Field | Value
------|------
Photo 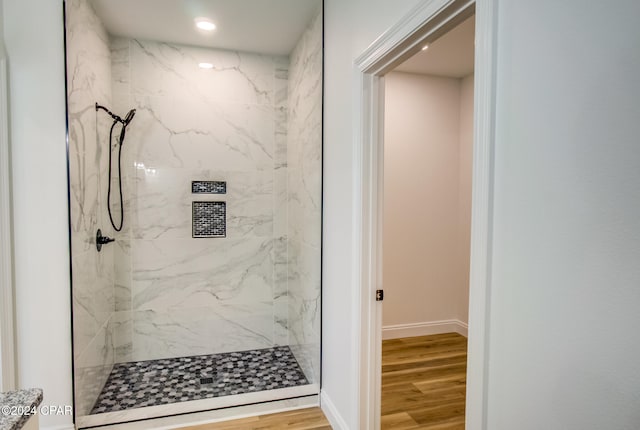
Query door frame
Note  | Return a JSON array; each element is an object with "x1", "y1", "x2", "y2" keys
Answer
[{"x1": 352, "y1": 0, "x2": 498, "y2": 428}]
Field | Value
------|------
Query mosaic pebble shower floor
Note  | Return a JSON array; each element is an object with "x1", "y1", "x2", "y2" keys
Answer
[{"x1": 91, "y1": 346, "x2": 309, "y2": 414}]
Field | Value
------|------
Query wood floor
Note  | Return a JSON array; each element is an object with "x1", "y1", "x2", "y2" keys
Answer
[
  {"x1": 178, "y1": 407, "x2": 331, "y2": 430},
  {"x1": 177, "y1": 333, "x2": 467, "y2": 429},
  {"x1": 382, "y1": 332, "x2": 468, "y2": 429}
]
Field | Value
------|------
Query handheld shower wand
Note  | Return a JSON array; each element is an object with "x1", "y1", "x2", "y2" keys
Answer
[
  {"x1": 95, "y1": 103, "x2": 137, "y2": 236},
  {"x1": 119, "y1": 109, "x2": 136, "y2": 143}
]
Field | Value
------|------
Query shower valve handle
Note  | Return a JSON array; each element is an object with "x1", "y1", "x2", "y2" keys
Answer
[{"x1": 96, "y1": 229, "x2": 115, "y2": 252}]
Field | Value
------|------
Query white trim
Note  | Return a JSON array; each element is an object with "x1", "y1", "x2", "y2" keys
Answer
[
  {"x1": 352, "y1": 69, "x2": 385, "y2": 430},
  {"x1": 0, "y1": 27, "x2": 17, "y2": 392},
  {"x1": 355, "y1": 0, "x2": 475, "y2": 74},
  {"x1": 77, "y1": 384, "x2": 319, "y2": 428},
  {"x1": 320, "y1": 390, "x2": 349, "y2": 430},
  {"x1": 382, "y1": 320, "x2": 469, "y2": 340},
  {"x1": 76, "y1": 396, "x2": 318, "y2": 430},
  {"x1": 42, "y1": 425, "x2": 76, "y2": 430},
  {"x1": 465, "y1": 0, "x2": 498, "y2": 428},
  {"x1": 353, "y1": 0, "x2": 497, "y2": 429}
]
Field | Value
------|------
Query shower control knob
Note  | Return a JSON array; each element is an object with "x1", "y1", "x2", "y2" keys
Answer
[{"x1": 96, "y1": 229, "x2": 115, "y2": 252}]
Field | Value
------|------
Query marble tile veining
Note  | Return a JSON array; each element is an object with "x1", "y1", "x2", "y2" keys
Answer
[
  {"x1": 129, "y1": 308, "x2": 274, "y2": 362},
  {"x1": 285, "y1": 8, "x2": 323, "y2": 385},
  {"x1": 66, "y1": 0, "x2": 117, "y2": 417},
  {"x1": 130, "y1": 40, "x2": 275, "y2": 105},
  {"x1": 107, "y1": 35, "x2": 296, "y2": 362},
  {"x1": 68, "y1": 0, "x2": 323, "y2": 406}
]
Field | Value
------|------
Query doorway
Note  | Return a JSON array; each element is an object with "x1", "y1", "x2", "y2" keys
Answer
[
  {"x1": 353, "y1": 0, "x2": 497, "y2": 428},
  {"x1": 380, "y1": 14, "x2": 474, "y2": 428}
]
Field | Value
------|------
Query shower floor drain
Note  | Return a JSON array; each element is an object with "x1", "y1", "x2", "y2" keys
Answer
[
  {"x1": 199, "y1": 376, "x2": 215, "y2": 385},
  {"x1": 90, "y1": 346, "x2": 309, "y2": 414}
]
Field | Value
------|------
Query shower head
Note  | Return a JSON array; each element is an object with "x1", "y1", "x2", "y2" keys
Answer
[
  {"x1": 118, "y1": 110, "x2": 136, "y2": 145},
  {"x1": 96, "y1": 104, "x2": 136, "y2": 127},
  {"x1": 123, "y1": 109, "x2": 136, "y2": 126}
]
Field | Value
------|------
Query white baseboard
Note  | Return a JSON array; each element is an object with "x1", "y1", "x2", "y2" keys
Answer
[
  {"x1": 320, "y1": 390, "x2": 349, "y2": 430},
  {"x1": 42, "y1": 425, "x2": 75, "y2": 430},
  {"x1": 382, "y1": 319, "x2": 468, "y2": 340}
]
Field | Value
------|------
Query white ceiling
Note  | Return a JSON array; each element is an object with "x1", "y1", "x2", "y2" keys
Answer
[
  {"x1": 90, "y1": 0, "x2": 321, "y2": 56},
  {"x1": 394, "y1": 16, "x2": 475, "y2": 78}
]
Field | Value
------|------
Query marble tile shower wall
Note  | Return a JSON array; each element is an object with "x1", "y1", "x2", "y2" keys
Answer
[
  {"x1": 66, "y1": 0, "x2": 116, "y2": 417},
  {"x1": 286, "y1": 10, "x2": 323, "y2": 384},
  {"x1": 109, "y1": 38, "x2": 292, "y2": 363}
]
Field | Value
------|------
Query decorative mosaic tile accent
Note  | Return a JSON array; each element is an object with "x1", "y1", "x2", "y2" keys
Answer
[
  {"x1": 90, "y1": 346, "x2": 309, "y2": 414},
  {"x1": 192, "y1": 181, "x2": 227, "y2": 194},
  {"x1": 193, "y1": 201, "x2": 226, "y2": 238}
]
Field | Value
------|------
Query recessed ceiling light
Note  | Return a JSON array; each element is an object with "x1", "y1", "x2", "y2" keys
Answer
[
  {"x1": 195, "y1": 18, "x2": 216, "y2": 31},
  {"x1": 198, "y1": 62, "x2": 214, "y2": 69},
  {"x1": 421, "y1": 45, "x2": 429, "y2": 51}
]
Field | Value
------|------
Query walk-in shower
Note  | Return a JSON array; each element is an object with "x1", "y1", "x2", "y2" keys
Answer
[{"x1": 64, "y1": 0, "x2": 323, "y2": 427}]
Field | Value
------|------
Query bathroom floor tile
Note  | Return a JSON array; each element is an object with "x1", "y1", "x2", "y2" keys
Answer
[{"x1": 91, "y1": 346, "x2": 308, "y2": 414}]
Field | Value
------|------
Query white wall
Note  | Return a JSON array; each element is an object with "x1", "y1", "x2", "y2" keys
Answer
[
  {"x1": 3, "y1": 0, "x2": 73, "y2": 429},
  {"x1": 382, "y1": 72, "x2": 469, "y2": 331},
  {"x1": 325, "y1": 0, "x2": 640, "y2": 428},
  {"x1": 322, "y1": 1, "x2": 423, "y2": 427},
  {"x1": 487, "y1": 0, "x2": 640, "y2": 428}
]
